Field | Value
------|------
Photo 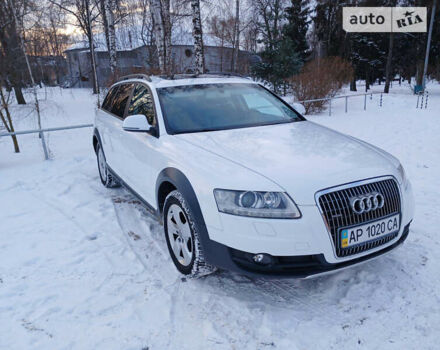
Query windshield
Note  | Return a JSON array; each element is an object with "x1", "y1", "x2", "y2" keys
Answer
[{"x1": 157, "y1": 83, "x2": 303, "y2": 134}]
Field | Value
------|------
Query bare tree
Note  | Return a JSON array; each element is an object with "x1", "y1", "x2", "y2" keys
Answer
[
  {"x1": 100, "y1": 0, "x2": 117, "y2": 74},
  {"x1": 232, "y1": 0, "x2": 239, "y2": 72},
  {"x1": 208, "y1": 16, "x2": 231, "y2": 71},
  {"x1": 384, "y1": 33, "x2": 394, "y2": 94},
  {"x1": 49, "y1": 0, "x2": 100, "y2": 94},
  {"x1": 0, "y1": 0, "x2": 27, "y2": 104},
  {"x1": 9, "y1": 0, "x2": 48, "y2": 159},
  {"x1": 253, "y1": 0, "x2": 284, "y2": 50},
  {"x1": 0, "y1": 82, "x2": 20, "y2": 153},
  {"x1": 150, "y1": 0, "x2": 166, "y2": 73},
  {"x1": 191, "y1": 0, "x2": 204, "y2": 74},
  {"x1": 162, "y1": 0, "x2": 172, "y2": 73}
]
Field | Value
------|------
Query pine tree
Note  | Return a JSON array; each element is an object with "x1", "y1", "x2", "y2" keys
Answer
[
  {"x1": 251, "y1": 0, "x2": 303, "y2": 93},
  {"x1": 283, "y1": 0, "x2": 310, "y2": 63},
  {"x1": 252, "y1": 38, "x2": 302, "y2": 94}
]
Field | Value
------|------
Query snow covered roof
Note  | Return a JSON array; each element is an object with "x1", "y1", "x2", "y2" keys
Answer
[{"x1": 65, "y1": 26, "x2": 232, "y2": 53}]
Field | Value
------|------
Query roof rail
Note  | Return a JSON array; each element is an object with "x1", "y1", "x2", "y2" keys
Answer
[
  {"x1": 119, "y1": 74, "x2": 152, "y2": 82},
  {"x1": 164, "y1": 72, "x2": 249, "y2": 80},
  {"x1": 202, "y1": 72, "x2": 247, "y2": 78}
]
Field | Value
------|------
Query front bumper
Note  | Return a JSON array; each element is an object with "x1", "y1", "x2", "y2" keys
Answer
[
  {"x1": 204, "y1": 222, "x2": 411, "y2": 278},
  {"x1": 199, "y1": 177, "x2": 414, "y2": 277}
]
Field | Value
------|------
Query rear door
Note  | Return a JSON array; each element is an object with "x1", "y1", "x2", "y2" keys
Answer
[
  {"x1": 96, "y1": 85, "x2": 119, "y2": 166},
  {"x1": 103, "y1": 83, "x2": 134, "y2": 178}
]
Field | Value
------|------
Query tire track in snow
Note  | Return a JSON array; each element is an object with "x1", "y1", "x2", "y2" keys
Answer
[
  {"x1": 111, "y1": 193, "x2": 267, "y2": 346},
  {"x1": 111, "y1": 192, "x2": 356, "y2": 336},
  {"x1": 112, "y1": 193, "x2": 190, "y2": 346}
]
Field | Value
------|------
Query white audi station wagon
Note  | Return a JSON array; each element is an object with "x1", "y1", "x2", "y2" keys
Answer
[{"x1": 93, "y1": 74, "x2": 414, "y2": 278}]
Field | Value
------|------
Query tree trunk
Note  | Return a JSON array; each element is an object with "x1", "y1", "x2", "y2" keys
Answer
[
  {"x1": 150, "y1": 0, "x2": 166, "y2": 74},
  {"x1": 87, "y1": 34, "x2": 98, "y2": 94},
  {"x1": 232, "y1": 0, "x2": 239, "y2": 72},
  {"x1": 0, "y1": 86, "x2": 20, "y2": 153},
  {"x1": 350, "y1": 77, "x2": 357, "y2": 91},
  {"x1": 13, "y1": 85, "x2": 26, "y2": 104},
  {"x1": 384, "y1": 33, "x2": 394, "y2": 94},
  {"x1": 191, "y1": 0, "x2": 205, "y2": 75},
  {"x1": 162, "y1": 0, "x2": 172, "y2": 74},
  {"x1": 365, "y1": 67, "x2": 370, "y2": 91},
  {"x1": 101, "y1": 0, "x2": 117, "y2": 74},
  {"x1": 220, "y1": 30, "x2": 224, "y2": 72},
  {"x1": 85, "y1": 0, "x2": 99, "y2": 95},
  {"x1": 416, "y1": 60, "x2": 424, "y2": 86},
  {"x1": 100, "y1": 0, "x2": 110, "y2": 50}
]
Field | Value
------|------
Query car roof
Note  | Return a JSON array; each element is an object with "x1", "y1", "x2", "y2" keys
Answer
[{"x1": 110, "y1": 74, "x2": 257, "y2": 90}]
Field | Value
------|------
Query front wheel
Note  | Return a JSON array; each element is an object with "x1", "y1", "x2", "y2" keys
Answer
[{"x1": 163, "y1": 190, "x2": 215, "y2": 277}]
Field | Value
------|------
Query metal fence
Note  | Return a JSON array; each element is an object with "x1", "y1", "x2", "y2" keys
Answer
[
  {"x1": 296, "y1": 91, "x2": 385, "y2": 116},
  {"x1": 0, "y1": 124, "x2": 93, "y2": 160}
]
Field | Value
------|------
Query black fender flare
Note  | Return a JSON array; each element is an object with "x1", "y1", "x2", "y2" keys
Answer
[
  {"x1": 155, "y1": 168, "x2": 232, "y2": 268},
  {"x1": 155, "y1": 168, "x2": 200, "y2": 217},
  {"x1": 92, "y1": 128, "x2": 102, "y2": 154}
]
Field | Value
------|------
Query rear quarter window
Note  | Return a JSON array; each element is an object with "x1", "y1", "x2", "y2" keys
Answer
[
  {"x1": 102, "y1": 86, "x2": 119, "y2": 112},
  {"x1": 106, "y1": 83, "x2": 134, "y2": 118}
]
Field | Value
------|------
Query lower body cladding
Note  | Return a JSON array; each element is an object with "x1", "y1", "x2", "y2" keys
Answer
[
  {"x1": 200, "y1": 179, "x2": 414, "y2": 278},
  {"x1": 202, "y1": 222, "x2": 410, "y2": 278}
]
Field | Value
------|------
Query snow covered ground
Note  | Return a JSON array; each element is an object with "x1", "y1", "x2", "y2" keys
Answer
[{"x1": 1, "y1": 83, "x2": 439, "y2": 349}]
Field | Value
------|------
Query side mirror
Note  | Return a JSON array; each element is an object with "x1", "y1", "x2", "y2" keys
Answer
[
  {"x1": 123, "y1": 114, "x2": 152, "y2": 132},
  {"x1": 292, "y1": 103, "x2": 306, "y2": 115}
]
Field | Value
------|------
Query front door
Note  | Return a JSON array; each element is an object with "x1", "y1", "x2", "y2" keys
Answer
[{"x1": 120, "y1": 83, "x2": 161, "y2": 206}]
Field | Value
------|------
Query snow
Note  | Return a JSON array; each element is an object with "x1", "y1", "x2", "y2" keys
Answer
[{"x1": 1, "y1": 83, "x2": 440, "y2": 349}]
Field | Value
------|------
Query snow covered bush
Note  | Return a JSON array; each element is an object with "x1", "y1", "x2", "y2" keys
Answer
[{"x1": 289, "y1": 57, "x2": 353, "y2": 114}]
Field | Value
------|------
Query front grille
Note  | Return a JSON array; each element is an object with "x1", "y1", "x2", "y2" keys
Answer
[{"x1": 318, "y1": 178, "x2": 401, "y2": 257}]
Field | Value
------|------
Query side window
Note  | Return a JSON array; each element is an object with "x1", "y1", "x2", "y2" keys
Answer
[
  {"x1": 110, "y1": 83, "x2": 134, "y2": 119},
  {"x1": 102, "y1": 86, "x2": 119, "y2": 112},
  {"x1": 128, "y1": 84, "x2": 157, "y2": 127}
]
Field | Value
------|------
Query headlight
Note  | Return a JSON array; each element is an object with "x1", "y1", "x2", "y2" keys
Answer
[
  {"x1": 397, "y1": 163, "x2": 409, "y2": 188},
  {"x1": 213, "y1": 189, "x2": 301, "y2": 219}
]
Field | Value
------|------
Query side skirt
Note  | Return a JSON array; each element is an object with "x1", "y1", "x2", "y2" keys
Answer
[{"x1": 107, "y1": 166, "x2": 160, "y2": 220}]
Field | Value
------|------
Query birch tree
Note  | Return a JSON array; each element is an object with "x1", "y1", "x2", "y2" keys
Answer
[
  {"x1": 162, "y1": 0, "x2": 172, "y2": 73},
  {"x1": 150, "y1": 0, "x2": 166, "y2": 73},
  {"x1": 232, "y1": 0, "x2": 239, "y2": 72},
  {"x1": 191, "y1": 0, "x2": 204, "y2": 74},
  {"x1": 100, "y1": 0, "x2": 117, "y2": 74}
]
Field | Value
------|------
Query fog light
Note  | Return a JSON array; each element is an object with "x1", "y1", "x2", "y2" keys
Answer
[{"x1": 252, "y1": 253, "x2": 272, "y2": 265}]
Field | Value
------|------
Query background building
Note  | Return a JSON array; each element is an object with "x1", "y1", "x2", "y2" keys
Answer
[{"x1": 64, "y1": 29, "x2": 259, "y2": 88}]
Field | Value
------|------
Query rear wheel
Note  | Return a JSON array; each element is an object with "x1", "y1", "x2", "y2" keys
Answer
[
  {"x1": 163, "y1": 190, "x2": 215, "y2": 277},
  {"x1": 96, "y1": 143, "x2": 120, "y2": 188}
]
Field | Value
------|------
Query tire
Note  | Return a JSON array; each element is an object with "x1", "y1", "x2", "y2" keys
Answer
[
  {"x1": 163, "y1": 190, "x2": 216, "y2": 277},
  {"x1": 96, "y1": 143, "x2": 120, "y2": 188}
]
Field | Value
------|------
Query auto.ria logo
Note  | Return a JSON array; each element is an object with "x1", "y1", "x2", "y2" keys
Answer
[{"x1": 343, "y1": 7, "x2": 427, "y2": 33}]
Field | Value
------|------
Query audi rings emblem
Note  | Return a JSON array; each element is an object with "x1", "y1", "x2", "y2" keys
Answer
[{"x1": 349, "y1": 192, "x2": 385, "y2": 214}]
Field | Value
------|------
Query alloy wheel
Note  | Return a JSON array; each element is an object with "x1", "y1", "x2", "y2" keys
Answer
[{"x1": 166, "y1": 204, "x2": 194, "y2": 266}]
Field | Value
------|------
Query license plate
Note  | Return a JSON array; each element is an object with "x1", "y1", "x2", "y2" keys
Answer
[{"x1": 340, "y1": 214, "x2": 400, "y2": 249}]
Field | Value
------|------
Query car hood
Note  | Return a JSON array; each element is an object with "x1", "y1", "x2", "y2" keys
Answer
[{"x1": 176, "y1": 121, "x2": 398, "y2": 205}]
